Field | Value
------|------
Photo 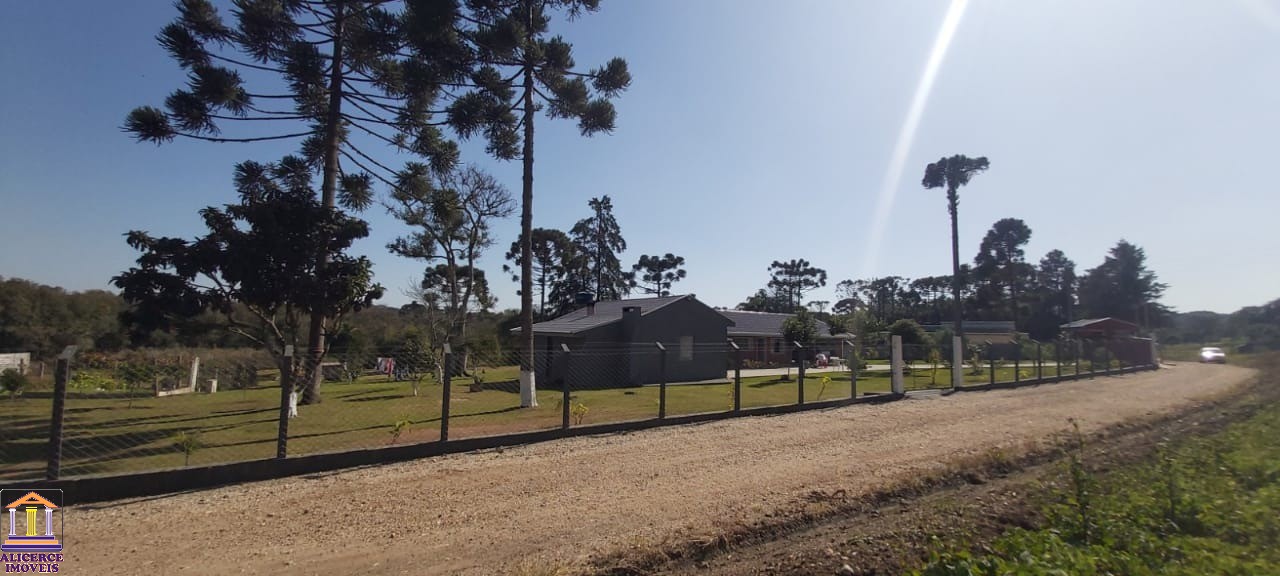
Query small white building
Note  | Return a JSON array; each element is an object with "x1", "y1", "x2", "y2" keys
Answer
[{"x1": 0, "y1": 353, "x2": 31, "y2": 375}]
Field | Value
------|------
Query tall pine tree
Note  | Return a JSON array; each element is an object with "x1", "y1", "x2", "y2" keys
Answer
[
  {"x1": 1078, "y1": 240, "x2": 1169, "y2": 328},
  {"x1": 445, "y1": 0, "x2": 631, "y2": 407},
  {"x1": 570, "y1": 196, "x2": 629, "y2": 300},
  {"x1": 629, "y1": 254, "x2": 687, "y2": 296},
  {"x1": 125, "y1": 0, "x2": 469, "y2": 403}
]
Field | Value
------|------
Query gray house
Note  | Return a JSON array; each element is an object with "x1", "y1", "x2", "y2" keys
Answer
[{"x1": 524, "y1": 295, "x2": 732, "y2": 388}]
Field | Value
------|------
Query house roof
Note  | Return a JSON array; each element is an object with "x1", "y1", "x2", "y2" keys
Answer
[
  {"x1": 921, "y1": 321, "x2": 1016, "y2": 334},
  {"x1": 524, "y1": 295, "x2": 697, "y2": 335},
  {"x1": 1060, "y1": 317, "x2": 1140, "y2": 335},
  {"x1": 719, "y1": 310, "x2": 835, "y2": 338}
]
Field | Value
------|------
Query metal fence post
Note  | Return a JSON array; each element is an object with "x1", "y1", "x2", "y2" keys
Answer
[
  {"x1": 951, "y1": 335, "x2": 963, "y2": 389},
  {"x1": 1104, "y1": 341, "x2": 1112, "y2": 377},
  {"x1": 890, "y1": 335, "x2": 905, "y2": 394},
  {"x1": 46, "y1": 346, "x2": 77, "y2": 481},
  {"x1": 656, "y1": 342, "x2": 668, "y2": 419},
  {"x1": 987, "y1": 340, "x2": 995, "y2": 386},
  {"x1": 846, "y1": 340, "x2": 857, "y2": 398},
  {"x1": 795, "y1": 341, "x2": 805, "y2": 405},
  {"x1": 1055, "y1": 340, "x2": 1062, "y2": 379},
  {"x1": 1074, "y1": 340, "x2": 1082, "y2": 380},
  {"x1": 275, "y1": 346, "x2": 293, "y2": 459},
  {"x1": 729, "y1": 339, "x2": 741, "y2": 413},
  {"x1": 441, "y1": 343, "x2": 452, "y2": 441},
  {"x1": 1014, "y1": 340, "x2": 1021, "y2": 384},
  {"x1": 561, "y1": 343, "x2": 572, "y2": 429},
  {"x1": 1036, "y1": 341, "x2": 1043, "y2": 381}
]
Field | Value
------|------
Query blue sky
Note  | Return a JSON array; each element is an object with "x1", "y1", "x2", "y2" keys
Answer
[{"x1": 2, "y1": 0, "x2": 1278, "y2": 314}]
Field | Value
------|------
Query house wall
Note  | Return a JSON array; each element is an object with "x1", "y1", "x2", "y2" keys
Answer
[
  {"x1": 625, "y1": 298, "x2": 731, "y2": 385},
  {"x1": 532, "y1": 334, "x2": 585, "y2": 389},
  {"x1": 1102, "y1": 337, "x2": 1156, "y2": 366},
  {"x1": 535, "y1": 298, "x2": 731, "y2": 389}
]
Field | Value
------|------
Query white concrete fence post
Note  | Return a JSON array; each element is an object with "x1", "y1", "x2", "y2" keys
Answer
[
  {"x1": 891, "y1": 335, "x2": 905, "y2": 395},
  {"x1": 952, "y1": 336, "x2": 964, "y2": 388},
  {"x1": 188, "y1": 356, "x2": 200, "y2": 391}
]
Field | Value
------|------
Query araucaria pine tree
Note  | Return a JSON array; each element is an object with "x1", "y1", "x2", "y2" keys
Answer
[
  {"x1": 125, "y1": 0, "x2": 471, "y2": 404},
  {"x1": 445, "y1": 1, "x2": 632, "y2": 407}
]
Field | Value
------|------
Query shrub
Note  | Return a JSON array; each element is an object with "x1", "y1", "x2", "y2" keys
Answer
[
  {"x1": 173, "y1": 431, "x2": 202, "y2": 467},
  {"x1": 1, "y1": 369, "x2": 28, "y2": 400},
  {"x1": 388, "y1": 419, "x2": 412, "y2": 444},
  {"x1": 570, "y1": 402, "x2": 589, "y2": 426},
  {"x1": 889, "y1": 319, "x2": 929, "y2": 346}
]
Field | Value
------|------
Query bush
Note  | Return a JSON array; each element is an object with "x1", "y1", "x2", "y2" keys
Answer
[
  {"x1": 1, "y1": 369, "x2": 28, "y2": 399},
  {"x1": 888, "y1": 319, "x2": 929, "y2": 347}
]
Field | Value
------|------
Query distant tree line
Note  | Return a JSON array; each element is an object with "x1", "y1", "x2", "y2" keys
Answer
[
  {"x1": 1159, "y1": 299, "x2": 1280, "y2": 350},
  {"x1": 735, "y1": 222, "x2": 1178, "y2": 343},
  {"x1": 0, "y1": 273, "x2": 521, "y2": 361}
]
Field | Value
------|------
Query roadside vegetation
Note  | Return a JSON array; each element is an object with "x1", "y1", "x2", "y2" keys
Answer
[{"x1": 915, "y1": 360, "x2": 1280, "y2": 575}]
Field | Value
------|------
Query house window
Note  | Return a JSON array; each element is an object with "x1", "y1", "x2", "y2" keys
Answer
[
  {"x1": 680, "y1": 336, "x2": 693, "y2": 361},
  {"x1": 773, "y1": 339, "x2": 781, "y2": 354}
]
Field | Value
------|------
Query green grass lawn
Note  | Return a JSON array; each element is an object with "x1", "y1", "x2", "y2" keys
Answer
[{"x1": 0, "y1": 362, "x2": 1114, "y2": 481}]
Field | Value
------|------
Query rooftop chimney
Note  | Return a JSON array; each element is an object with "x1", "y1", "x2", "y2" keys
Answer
[{"x1": 576, "y1": 291, "x2": 597, "y2": 316}]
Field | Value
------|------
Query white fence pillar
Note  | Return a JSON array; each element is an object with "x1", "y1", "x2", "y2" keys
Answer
[
  {"x1": 188, "y1": 356, "x2": 200, "y2": 390},
  {"x1": 891, "y1": 335, "x2": 905, "y2": 394},
  {"x1": 952, "y1": 336, "x2": 964, "y2": 388}
]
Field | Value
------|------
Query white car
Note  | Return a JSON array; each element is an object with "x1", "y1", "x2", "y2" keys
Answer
[{"x1": 1199, "y1": 347, "x2": 1227, "y2": 364}]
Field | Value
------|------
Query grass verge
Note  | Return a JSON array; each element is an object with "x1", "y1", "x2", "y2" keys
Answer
[{"x1": 914, "y1": 356, "x2": 1280, "y2": 575}]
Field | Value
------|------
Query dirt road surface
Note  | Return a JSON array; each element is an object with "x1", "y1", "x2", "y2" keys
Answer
[{"x1": 61, "y1": 363, "x2": 1251, "y2": 575}]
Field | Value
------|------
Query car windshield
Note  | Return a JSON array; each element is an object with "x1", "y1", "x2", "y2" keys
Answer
[{"x1": 1202, "y1": 348, "x2": 1223, "y2": 354}]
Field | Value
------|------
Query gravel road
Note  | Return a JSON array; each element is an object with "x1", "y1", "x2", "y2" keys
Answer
[{"x1": 60, "y1": 363, "x2": 1251, "y2": 575}]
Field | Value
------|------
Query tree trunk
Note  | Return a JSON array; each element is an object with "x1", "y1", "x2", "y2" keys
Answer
[
  {"x1": 539, "y1": 273, "x2": 546, "y2": 319},
  {"x1": 1010, "y1": 280, "x2": 1019, "y2": 331},
  {"x1": 302, "y1": 0, "x2": 346, "y2": 406},
  {"x1": 948, "y1": 188, "x2": 964, "y2": 346},
  {"x1": 518, "y1": 47, "x2": 538, "y2": 408}
]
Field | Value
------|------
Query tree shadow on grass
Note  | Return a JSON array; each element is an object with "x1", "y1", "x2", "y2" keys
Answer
[
  {"x1": 331, "y1": 387, "x2": 402, "y2": 400},
  {"x1": 747, "y1": 378, "x2": 795, "y2": 389},
  {"x1": 342, "y1": 394, "x2": 407, "y2": 403}
]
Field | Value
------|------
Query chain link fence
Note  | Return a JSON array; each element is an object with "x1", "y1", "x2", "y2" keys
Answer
[{"x1": 0, "y1": 335, "x2": 1158, "y2": 482}]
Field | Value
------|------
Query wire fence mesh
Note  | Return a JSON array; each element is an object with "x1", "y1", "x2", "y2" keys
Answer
[{"x1": 0, "y1": 335, "x2": 1158, "y2": 482}]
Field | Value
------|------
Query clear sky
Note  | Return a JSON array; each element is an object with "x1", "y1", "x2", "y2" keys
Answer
[{"x1": 2, "y1": 0, "x2": 1278, "y2": 314}]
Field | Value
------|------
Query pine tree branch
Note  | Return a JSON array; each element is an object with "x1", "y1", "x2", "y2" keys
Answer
[
  {"x1": 339, "y1": 148, "x2": 402, "y2": 192},
  {"x1": 344, "y1": 66, "x2": 482, "y2": 92},
  {"x1": 342, "y1": 84, "x2": 451, "y2": 116},
  {"x1": 560, "y1": 69, "x2": 608, "y2": 80},
  {"x1": 246, "y1": 93, "x2": 301, "y2": 100},
  {"x1": 245, "y1": 103, "x2": 314, "y2": 117},
  {"x1": 301, "y1": 3, "x2": 336, "y2": 25},
  {"x1": 211, "y1": 113, "x2": 313, "y2": 121},
  {"x1": 342, "y1": 144, "x2": 401, "y2": 181},
  {"x1": 344, "y1": 116, "x2": 408, "y2": 150},
  {"x1": 342, "y1": 85, "x2": 411, "y2": 115},
  {"x1": 340, "y1": 95, "x2": 447, "y2": 127},
  {"x1": 174, "y1": 130, "x2": 313, "y2": 143},
  {"x1": 531, "y1": 85, "x2": 561, "y2": 107},
  {"x1": 338, "y1": 105, "x2": 405, "y2": 126},
  {"x1": 207, "y1": 53, "x2": 290, "y2": 74}
]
